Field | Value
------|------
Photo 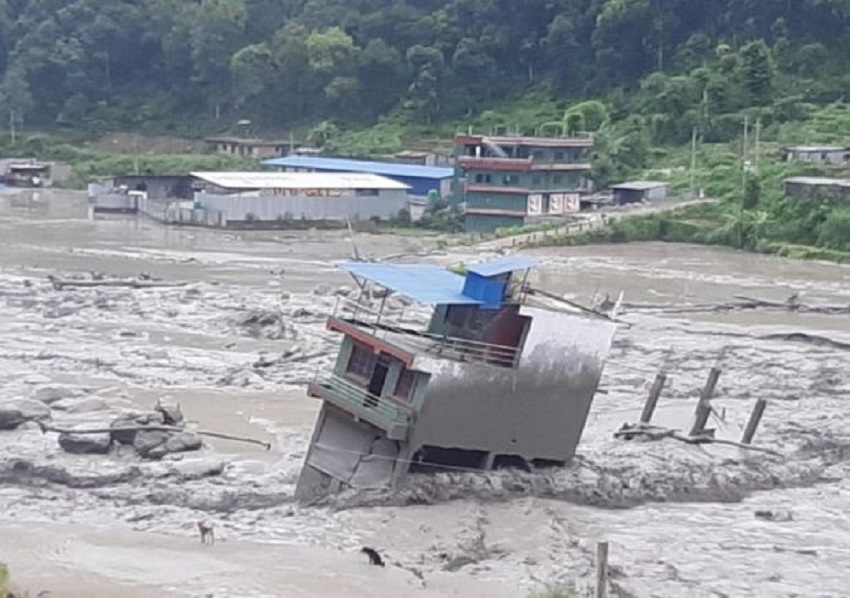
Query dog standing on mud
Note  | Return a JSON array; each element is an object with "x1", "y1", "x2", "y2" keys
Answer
[
  {"x1": 361, "y1": 547, "x2": 385, "y2": 567},
  {"x1": 198, "y1": 521, "x2": 215, "y2": 545}
]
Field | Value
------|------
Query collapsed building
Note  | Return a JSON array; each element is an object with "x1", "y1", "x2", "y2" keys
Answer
[{"x1": 295, "y1": 256, "x2": 618, "y2": 499}]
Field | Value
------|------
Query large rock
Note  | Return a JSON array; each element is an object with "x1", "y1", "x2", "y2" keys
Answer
[
  {"x1": 110, "y1": 412, "x2": 165, "y2": 445},
  {"x1": 32, "y1": 386, "x2": 84, "y2": 405},
  {"x1": 133, "y1": 430, "x2": 171, "y2": 457},
  {"x1": 52, "y1": 397, "x2": 110, "y2": 414},
  {"x1": 147, "y1": 431, "x2": 203, "y2": 460},
  {"x1": 0, "y1": 399, "x2": 50, "y2": 430},
  {"x1": 58, "y1": 431, "x2": 112, "y2": 455},
  {"x1": 155, "y1": 402, "x2": 184, "y2": 426},
  {"x1": 234, "y1": 309, "x2": 287, "y2": 340}
]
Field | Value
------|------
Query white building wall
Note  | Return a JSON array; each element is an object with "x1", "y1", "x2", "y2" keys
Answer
[
  {"x1": 646, "y1": 185, "x2": 669, "y2": 201},
  {"x1": 195, "y1": 189, "x2": 408, "y2": 222}
]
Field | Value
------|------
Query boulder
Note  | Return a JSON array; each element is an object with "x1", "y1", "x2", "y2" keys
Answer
[
  {"x1": 0, "y1": 399, "x2": 50, "y2": 430},
  {"x1": 166, "y1": 457, "x2": 225, "y2": 481},
  {"x1": 147, "y1": 431, "x2": 203, "y2": 460},
  {"x1": 110, "y1": 411, "x2": 167, "y2": 445},
  {"x1": 32, "y1": 386, "x2": 84, "y2": 405},
  {"x1": 52, "y1": 397, "x2": 110, "y2": 414},
  {"x1": 58, "y1": 432, "x2": 112, "y2": 455},
  {"x1": 155, "y1": 402, "x2": 184, "y2": 426},
  {"x1": 235, "y1": 309, "x2": 286, "y2": 340},
  {"x1": 133, "y1": 430, "x2": 171, "y2": 457}
]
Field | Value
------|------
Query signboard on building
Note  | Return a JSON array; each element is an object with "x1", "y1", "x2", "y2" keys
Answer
[
  {"x1": 564, "y1": 193, "x2": 580, "y2": 213},
  {"x1": 549, "y1": 193, "x2": 564, "y2": 214},
  {"x1": 262, "y1": 188, "x2": 344, "y2": 197},
  {"x1": 527, "y1": 194, "x2": 542, "y2": 215}
]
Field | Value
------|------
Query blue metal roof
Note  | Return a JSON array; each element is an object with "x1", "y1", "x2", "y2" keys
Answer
[
  {"x1": 262, "y1": 156, "x2": 454, "y2": 180},
  {"x1": 338, "y1": 263, "x2": 482, "y2": 305},
  {"x1": 466, "y1": 255, "x2": 539, "y2": 278}
]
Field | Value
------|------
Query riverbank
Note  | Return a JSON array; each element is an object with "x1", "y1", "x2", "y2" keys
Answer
[{"x1": 523, "y1": 200, "x2": 850, "y2": 265}]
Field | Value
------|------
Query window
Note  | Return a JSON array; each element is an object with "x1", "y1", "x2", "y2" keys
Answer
[
  {"x1": 531, "y1": 175, "x2": 541, "y2": 187},
  {"x1": 554, "y1": 151, "x2": 564, "y2": 161},
  {"x1": 394, "y1": 369, "x2": 416, "y2": 401},
  {"x1": 355, "y1": 189, "x2": 379, "y2": 197},
  {"x1": 346, "y1": 343, "x2": 375, "y2": 379},
  {"x1": 553, "y1": 174, "x2": 563, "y2": 185},
  {"x1": 532, "y1": 150, "x2": 544, "y2": 160},
  {"x1": 503, "y1": 175, "x2": 518, "y2": 186}
]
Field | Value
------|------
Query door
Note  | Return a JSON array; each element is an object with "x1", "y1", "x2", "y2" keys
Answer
[{"x1": 366, "y1": 358, "x2": 390, "y2": 406}]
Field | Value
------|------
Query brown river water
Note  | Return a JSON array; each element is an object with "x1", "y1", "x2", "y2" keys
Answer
[{"x1": 0, "y1": 190, "x2": 848, "y2": 597}]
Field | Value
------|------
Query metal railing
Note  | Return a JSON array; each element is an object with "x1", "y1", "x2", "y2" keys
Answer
[
  {"x1": 331, "y1": 296, "x2": 520, "y2": 368},
  {"x1": 312, "y1": 373, "x2": 413, "y2": 435}
]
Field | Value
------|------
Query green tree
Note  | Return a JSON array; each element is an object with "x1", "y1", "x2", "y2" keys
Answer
[
  {"x1": 189, "y1": 0, "x2": 249, "y2": 118},
  {"x1": 738, "y1": 40, "x2": 775, "y2": 105}
]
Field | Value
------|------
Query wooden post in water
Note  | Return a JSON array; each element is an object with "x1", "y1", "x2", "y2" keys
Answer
[
  {"x1": 741, "y1": 399, "x2": 768, "y2": 444},
  {"x1": 595, "y1": 541, "x2": 609, "y2": 598},
  {"x1": 640, "y1": 371, "x2": 668, "y2": 424},
  {"x1": 690, "y1": 351, "x2": 725, "y2": 436}
]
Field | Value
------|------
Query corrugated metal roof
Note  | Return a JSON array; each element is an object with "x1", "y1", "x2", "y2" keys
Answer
[
  {"x1": 467, "y1": 255, "x2": 538, "y2": 277},
  {"x1": 338, "y1": 263, "x2": 481, "y2": 305},
  {"x1": 784, "y1": 146, "x2": 848, "y2": 152},
  {"x1": 262, "y1": 156, "x2": 454, "y2": 180},
  {"x1": 785, "y1": 176, "x2": 850, "y2": 186},
  {"x1": 611, "y1": 181, "x2": 668, "y2": 191},
  {"x1": 190, "y1": 171, "x2": 409, "y2": 190}
]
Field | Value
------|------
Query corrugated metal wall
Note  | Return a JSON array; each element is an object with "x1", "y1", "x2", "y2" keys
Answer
[{"x1": 196, "y1": 190, "x2": 408, "y2": 221}]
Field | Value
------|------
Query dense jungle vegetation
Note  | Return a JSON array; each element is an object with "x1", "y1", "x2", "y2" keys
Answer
[
  {"x1": 0, "y1": 0, "x2": 847, "y2": 137},
  {"x1": 0, "y1": 0, "x2": 849, "y2": 257}
]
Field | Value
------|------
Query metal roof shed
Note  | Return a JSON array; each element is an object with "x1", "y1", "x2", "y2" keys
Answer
[
  {"x1": 338, "y1": 263, "x2": 482, "y2": 306},
  {"x1": 262, "y1": 156, "x2": 454, "y2": 197},
  {"x1": 611, "y1": 181, "x2": 668, "y2": 204},
  {"x1": 463, "y1": 255, "x2": 538, "y2": 309}
]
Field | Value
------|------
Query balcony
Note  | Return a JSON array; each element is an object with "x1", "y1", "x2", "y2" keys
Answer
[
  {"x1": 308, "y1": 374, "x2": 412, "y2": 440},
  {"x1": 329, "y1": 297, "x2": 521, "y2": 369}
]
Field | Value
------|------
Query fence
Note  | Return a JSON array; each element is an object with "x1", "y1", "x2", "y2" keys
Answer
[{"x1": 332, "y1": 296, "x2": 520, "y2": 368}]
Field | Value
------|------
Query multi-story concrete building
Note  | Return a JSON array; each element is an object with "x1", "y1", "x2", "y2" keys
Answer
[
  {"x1": 454, "y1": 134, "x2": 594, "y2": 234},
  {"x1": 295, "y1": 256, "x2": 617, "y2": 500}
]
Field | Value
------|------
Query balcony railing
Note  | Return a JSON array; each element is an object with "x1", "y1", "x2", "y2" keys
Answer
[
  {"x1": 331, "y1": 297, "x2": 520, "y2": 368},
  {"x1": 309, "y1": 373, "x2": 412, "y2": 440}
]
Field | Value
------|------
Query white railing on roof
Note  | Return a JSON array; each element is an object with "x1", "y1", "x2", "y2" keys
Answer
[{"x1": 330, "y1": 296, "x2": 520, "y2": 368}]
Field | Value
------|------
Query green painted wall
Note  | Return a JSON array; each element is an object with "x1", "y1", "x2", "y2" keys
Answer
[
  {"x1": 465, "y1": 192, "x2": 526, "y2": 212},
  {"x1": 333, "y1": 336, "x2": 355, "y2": 377},
  {"x1": 465, "y1": 213, "x2": 525, "y2": 233}
]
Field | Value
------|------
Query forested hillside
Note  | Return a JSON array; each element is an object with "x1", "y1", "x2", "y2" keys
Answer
[{"x1": 2, "y1": 0, "x2": 850, "y2": 139}]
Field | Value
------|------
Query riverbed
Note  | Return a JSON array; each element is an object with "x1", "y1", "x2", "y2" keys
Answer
[{"x1": 0, "y1": 190, "x2": 848, "y2": 597}]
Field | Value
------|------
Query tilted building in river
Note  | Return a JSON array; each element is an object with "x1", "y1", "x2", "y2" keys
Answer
[{"x1": 295, "y1": 256, "x2": 618, "y2": 499}]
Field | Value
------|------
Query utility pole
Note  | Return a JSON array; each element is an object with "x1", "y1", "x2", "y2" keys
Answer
[
  {"x1": 689, "y1": 126, "x2": 698, "y2": 199},
  {"x1": 132, "y1": 134, "x2": 139, "y2": 175},
  {"x1": 742, "y1": 115, "x2": 749, "y2": 194},
  {"x1": 754, "y1": 118, "x2": 761, "y2": 173},
  {"x1": 9, "y1": 109, "x2": 15, "y2": 145}
]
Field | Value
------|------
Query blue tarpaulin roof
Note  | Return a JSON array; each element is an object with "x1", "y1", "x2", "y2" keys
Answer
[
  {"x1": 338, "y1": 263, "x2": 482, "y2": 305},
  {"x1": 262, "y1": 156, "x2": 455, "y2": 180},
  {"x1": 467, "y1": 255, "x2": 539, "y2": 278}
]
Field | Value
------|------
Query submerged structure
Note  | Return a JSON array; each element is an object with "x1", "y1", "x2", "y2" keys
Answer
[{"x1": 295, "y1": 256, "x2": 618, "y2": 499}]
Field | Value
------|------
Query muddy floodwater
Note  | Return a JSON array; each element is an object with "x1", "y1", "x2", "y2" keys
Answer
[{"x1": 1, "y1": 190, "x2": 849, "y2": 597}]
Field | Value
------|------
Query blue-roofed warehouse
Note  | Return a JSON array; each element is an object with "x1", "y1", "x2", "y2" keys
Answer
[{"x1": 262, "y1": 155, "x2": 454, "y2": 198}]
